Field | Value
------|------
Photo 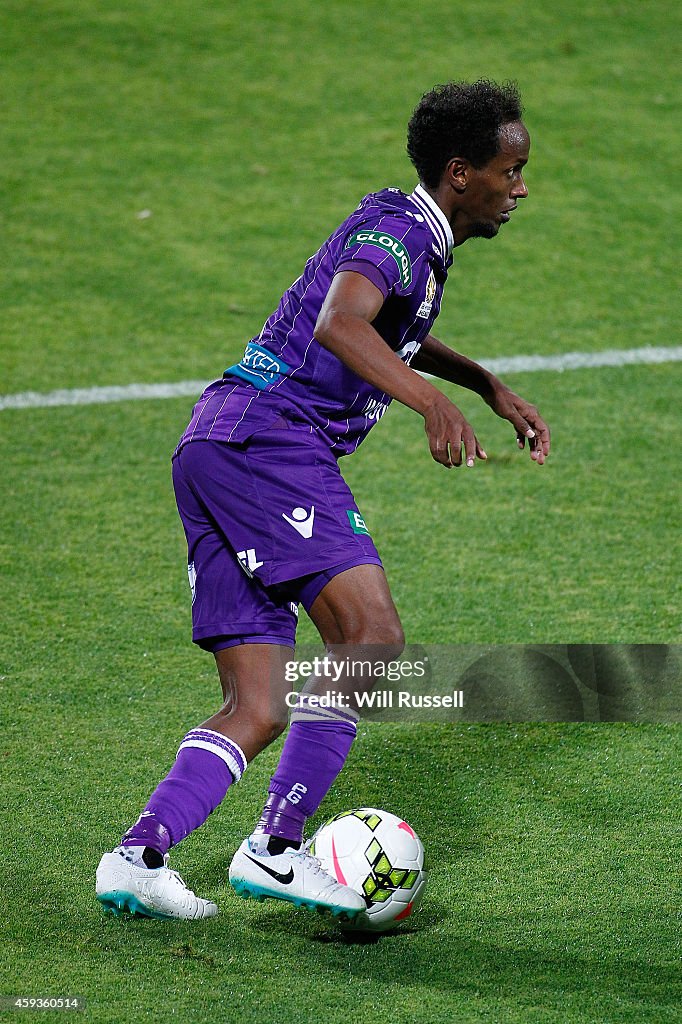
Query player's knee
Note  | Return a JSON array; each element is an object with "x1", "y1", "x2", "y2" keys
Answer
[
  {"x1": 210, "y1": 695, "x2": 289, "y2": 748},
  {"x1": 249, "y1": 705, "x2": 289, "y2": 746},
  {"x1": 376, "y1": 622, "x2": 405, "y2": 662},
  {"x1": 386, "y1": 619, "x2": 405, "y2": 656},
  {"x1": 340, "y1": 622, "x2": 405, "y2": 699},
  {"x1": 340, "y1": 616, "x2": 405, "y2": 656}
]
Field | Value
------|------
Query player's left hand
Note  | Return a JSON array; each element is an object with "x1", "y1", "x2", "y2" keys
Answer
[{"x1": 486, "y1": 384, "x2": 551, "y2": 464}]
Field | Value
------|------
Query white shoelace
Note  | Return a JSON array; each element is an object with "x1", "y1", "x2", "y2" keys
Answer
[{"x1": 296, "y1": 851, "x2": 329, "y2": 877}]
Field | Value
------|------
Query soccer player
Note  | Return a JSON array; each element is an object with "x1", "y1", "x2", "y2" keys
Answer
[{"x1": 96, "y1": 79, "x2": 550, "y2": 920}]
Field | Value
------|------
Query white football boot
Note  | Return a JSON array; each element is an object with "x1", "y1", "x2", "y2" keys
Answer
[
  {"x1": 96, "y1": 846, "x2": 218, "y2": 920},
  {"x1": 228, "y1": 837, "x2": 365, "y2": 920}
]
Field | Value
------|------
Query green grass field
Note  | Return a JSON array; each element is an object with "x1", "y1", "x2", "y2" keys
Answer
[{"x1": 1, "y1": 1, "x2": 680, "y2": 1021}]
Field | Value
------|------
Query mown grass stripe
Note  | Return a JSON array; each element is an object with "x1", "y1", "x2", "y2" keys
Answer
[{"x1": 1, "y1": 346, "x2": 680, "y2": 411}]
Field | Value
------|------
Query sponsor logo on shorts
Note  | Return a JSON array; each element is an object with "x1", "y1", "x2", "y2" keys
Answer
[
  {"x1": 345, "y1": 230, "x2": 412, "y2": 288},
  {"x1": 224, "y1": 342, "x2": 291, "y2": 390},
  {"x1": 347, "y1": 510, "x2": 370, "y2": 536},
  {"x1": 187, "y1": 562, "x2": 197, "y2": 604},
  {"x1": 282, "y1": 506, "x2": 315, "y2": 539},
  {"x1": 237, "y1": 548, "x2": 264, "y2": 577}
]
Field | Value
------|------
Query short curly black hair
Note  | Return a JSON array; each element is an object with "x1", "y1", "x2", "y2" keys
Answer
[{"x1": 407, "y1": 79, "x2": 523, "y2": 188}]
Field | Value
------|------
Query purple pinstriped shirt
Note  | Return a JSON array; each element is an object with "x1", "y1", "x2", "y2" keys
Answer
[{"x1": 176, "y1": 185, "x2": 454, "y2": 458}]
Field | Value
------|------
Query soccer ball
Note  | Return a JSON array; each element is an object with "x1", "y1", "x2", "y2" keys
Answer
[{"x1": 308, "y1": 807, "x2": 427, "y2": 931}]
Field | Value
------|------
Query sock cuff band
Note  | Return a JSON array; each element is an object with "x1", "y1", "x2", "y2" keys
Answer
[
  {"x1": 290, "y1": 694, "x2": 359, "y2": 728},
  {"x1": 178, "y1": 729, "x2": 247, "y2": 780}
]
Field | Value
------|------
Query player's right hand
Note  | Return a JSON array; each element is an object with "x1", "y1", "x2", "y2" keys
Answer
[{"x1": 422, "y1": 394, "x2": 487, "y2": 469}]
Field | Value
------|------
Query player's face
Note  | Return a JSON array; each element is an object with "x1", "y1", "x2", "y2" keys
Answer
[{"x1": 458, "y1": 121, "x2": 530, "y2": 241}]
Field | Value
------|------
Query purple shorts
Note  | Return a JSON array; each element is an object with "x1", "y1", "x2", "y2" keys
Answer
[{"x1": 172, "y1": 423, "x2": 382, "y2": 650}]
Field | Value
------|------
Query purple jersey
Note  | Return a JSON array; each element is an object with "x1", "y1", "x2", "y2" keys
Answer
[{"x1": 176, "y1": 185, "x2": 454, "y2": 458}]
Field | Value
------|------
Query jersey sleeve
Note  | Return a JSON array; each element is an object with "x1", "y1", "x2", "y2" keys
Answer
[{"x1": 335, "y1": 214, "x2": 425, "y2": 298}]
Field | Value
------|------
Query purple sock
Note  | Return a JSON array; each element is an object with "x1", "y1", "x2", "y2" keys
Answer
[
  {"x1": 121, "y1": 728, "x2": 247, "y2": 853},
  {"x1": 254, "y1": 794, "x2": 307, "y2": 844},
  {"x1": 257, "y1": 698, "x2": 358, "y2": 843}
]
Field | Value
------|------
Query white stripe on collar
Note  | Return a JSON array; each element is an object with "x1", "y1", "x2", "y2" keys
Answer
[{"x1": 409, "y1": 184, "x2": 454, "y2": 259}]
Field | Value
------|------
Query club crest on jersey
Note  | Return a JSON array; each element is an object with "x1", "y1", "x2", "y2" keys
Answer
[
  {"x1": 416, "y1": 270, "x2": 436, "y2": 318},
  {"x1": 345, "y1": 230, "x2": 412, "y2": 288}
]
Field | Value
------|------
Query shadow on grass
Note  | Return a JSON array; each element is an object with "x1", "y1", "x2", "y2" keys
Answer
[
  {"x1": 82, "y1": 886, "x2": 680, "y2": 1020},
  {"x1": 234, "y1": 901, "x2": 679, "y2": 1009}
]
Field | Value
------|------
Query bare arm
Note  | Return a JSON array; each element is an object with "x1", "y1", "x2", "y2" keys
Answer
[
  {"x1": 314, "y1": 272, "x2": 486, "y2": 468},
  {"x1": 411, "y1": 334, "x2": 498, "y2": 395},
  {"x1": 412, "y1": 334, "x2": 551, "y2": 464}
]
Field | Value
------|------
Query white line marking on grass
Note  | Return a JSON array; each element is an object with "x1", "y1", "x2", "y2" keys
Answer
[
  {"x1": 0, "y1": 380, "x2": 210, "y2": 411},
  {"x1": 1, "y1": 346, "x2": 681, "y2": 411},
  {"x1": 480, "y1": 346, "x2": 682, "y2": 375}
]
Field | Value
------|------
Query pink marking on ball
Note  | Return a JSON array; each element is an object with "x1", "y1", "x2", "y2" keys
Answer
[
  {"x1": 395, "y1": 902, "x2": 413, "y2": 921},
  {"x1": 398, "y1": 821, "x2": 416, "y2": 837},
  {"x1": 331, "y1": 835, "x2": 347, "y2": 885}
]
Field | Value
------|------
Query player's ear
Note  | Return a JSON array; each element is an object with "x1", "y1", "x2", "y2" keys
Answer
[{"x1": 445, "y1": 157, "x2": 468, "y2": 193}]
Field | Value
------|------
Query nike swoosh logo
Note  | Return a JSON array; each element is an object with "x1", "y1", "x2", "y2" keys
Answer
[{"x1": 244, "y1": 854, "x2": 294, "y2": 885}]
